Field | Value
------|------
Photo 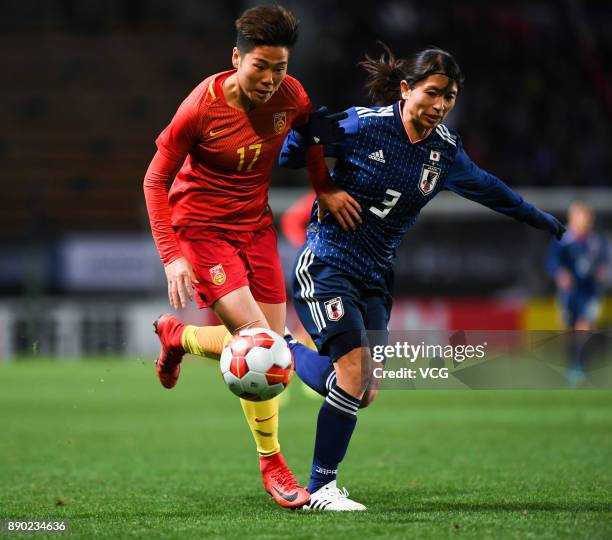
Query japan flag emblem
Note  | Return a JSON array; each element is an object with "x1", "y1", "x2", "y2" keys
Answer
[
  {"x1": 324, "y1": 297, "x2": 344, "y2": 321},
  {"x1": 209, "y1": 264, "x2": 226, "y2": 286},
  {"x1": 274, "y1": 112, "x2": 287, "y2": 133},
  {"x1": 419, "y1": 164, "x2": 441, "y2": 195}
]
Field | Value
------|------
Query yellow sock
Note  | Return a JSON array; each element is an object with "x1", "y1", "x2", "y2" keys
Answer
[
  {"x1": 240, "y1": 397, "x2": 280, "y2": 456},
  {"x1": 181, "y1": 325, "x2": 231, "y2": 359},
  {"x1": 183, "y1": 325, "x2": 280, "y2": 456}
]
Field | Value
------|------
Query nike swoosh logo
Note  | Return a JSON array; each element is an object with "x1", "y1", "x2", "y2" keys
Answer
[
  {"x1": 255, "y1": 430, "x2": 273, "y2": 437},
  {"x1": 272, "y1": 487, "x2": 298, "y2": 503},
  {"x1": 254, "y1": 415, "x2": 276, "y2": 423},
  {"x1": 208, "y1": 128, "x2": 228, "y2": 138}
]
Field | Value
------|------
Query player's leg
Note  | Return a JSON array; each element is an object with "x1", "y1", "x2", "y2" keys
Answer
[
  {"x1": 257, "y1": 301, "x2": 286, "y2": 336},
  {"x1": 236, "y1": 224, "x2": 309, "y2": 507},
  {"x1": 212, "y1": 289, "x2": 309, "y2": 508},
  {"x1": 559, "y1": 291, "x2": 585, "y2": 385},
  {"x1": 566, "y1": 295, "x2": 600, "y2": 385},
  {"x1": 153, "y1": 228, "x2": 250, "y2": 387},
  {"x1": 156, "y1": 227, "x2": 308, "y2": 508},
  {"x1": 292, "y1": 248, "x2": 369, "y2": 510},
  {"x1": 287, "y1": 270, "x2": 393, "y2": 405},
  {"x1": 305, "y1": 343, "x2": 369, "y2": 511},
  {"x1": 154, "y1": 229, "x2": 280, "y2": 381},
  {"x1": 181, "y1": 323, "x2": 228, "y2": 360},
  {"x1": 306, "y1": 340, "x2": 369, "y2": 494},
  {"x1": 359, "y1": 283, "x2": 393, "y2": 408},
  {"x1": 178, "y1": 227, "x2": 289, "y2": 360},
  {"x1": 154, "y1": 317, "x2": 231, "y2": 388},
  {"x1": 285, "y1": 334, "x2": 335, "y2": 396},
  {"x1": 211, "y1": 288, "x2": 280, "y2": 456}
]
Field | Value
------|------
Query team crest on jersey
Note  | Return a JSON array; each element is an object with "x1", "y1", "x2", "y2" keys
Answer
[
  {"x1": 324, "y1": 297, "x2": 344, "y2": 321},
  {"x1": 273, "y1": 112, "x2": 287, "y2": 133},
  {"x1": 419, "y1": 164, "x2": 441, "y2": 195},
  {"x1": 209, "y1": 264, "x2": 226, "y2": 286}
]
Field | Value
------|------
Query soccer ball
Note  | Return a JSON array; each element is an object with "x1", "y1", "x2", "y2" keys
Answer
[{"x1": 220, "y1": 328, "x2": 294, "y2": 401}]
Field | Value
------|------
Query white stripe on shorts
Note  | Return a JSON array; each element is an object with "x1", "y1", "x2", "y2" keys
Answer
[{"x1": 295, "y1": 248, "x2": 326, "y2": 332}]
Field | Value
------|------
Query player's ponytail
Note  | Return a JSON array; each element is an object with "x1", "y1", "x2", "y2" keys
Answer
[
  {"x1": 360, "y1": 43, "x2": 408, "y2": 106},
  {"x1": 360, "y1": 44, "x2": 465, "y2": 105}
]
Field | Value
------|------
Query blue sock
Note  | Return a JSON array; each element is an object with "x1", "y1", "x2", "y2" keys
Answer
[
  {"x1": 285, "y1": 337, "x2": 335, "y2": 396},
  {"x1": 308, "y1": 385, "x2": 360, "y2": 493}
]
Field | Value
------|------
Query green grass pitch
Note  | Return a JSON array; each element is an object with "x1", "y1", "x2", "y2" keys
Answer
[{"x1": 1, "y1": 358, "x2": 611, "y2": 539}]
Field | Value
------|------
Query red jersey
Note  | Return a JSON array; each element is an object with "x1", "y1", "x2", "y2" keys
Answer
[{"x1": 156, "y1": 70, "x2": 310, "y2": 231}]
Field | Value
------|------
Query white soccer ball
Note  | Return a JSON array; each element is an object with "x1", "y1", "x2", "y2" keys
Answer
[{"x1": 219, "y1": 328, "x2": 294, "y2": 401}]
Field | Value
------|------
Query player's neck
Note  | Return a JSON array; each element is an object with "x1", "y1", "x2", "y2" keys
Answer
[
  {"x1": 222, "y1": 74, "x2": 256, "y2": 112},
  {"x1": 400, "y1": 101, "x2": 432, "y2": 143},
  {"x1": 571, "y1": 229, "x2": 589, "y2": 242}
]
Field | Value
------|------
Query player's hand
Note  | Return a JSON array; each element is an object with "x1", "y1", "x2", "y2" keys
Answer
[
  {"x1": 529, "y1": 211, "x2": 566, "y2": 240},
  {"x1": 296, "y1": 106, "x2": 348, "y2": 145},
  {"x1": 164, "y1": 256, "x2": 199, "y2": 309},
  {"x1": 318, "y1": 187, "x2": 362, "y2": 231}
]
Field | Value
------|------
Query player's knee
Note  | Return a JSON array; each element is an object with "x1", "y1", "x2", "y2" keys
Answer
[
  {"x1": 335, "y1": 347, "x2": 373, "y2": 397},
  {"x1": 233, "y1": 319, "x2": 267, "y2": 333},
  {"x1": 359, "y1": 388, "x2": 379, "y2": 408}
]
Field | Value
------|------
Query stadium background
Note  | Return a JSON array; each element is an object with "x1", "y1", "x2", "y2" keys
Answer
[
  {"x1": 1, "y1": 2, "x2": 611, "y2": 538},
  {"x1": 1, "y1": 0, "x2": 611, "y2": 358}
]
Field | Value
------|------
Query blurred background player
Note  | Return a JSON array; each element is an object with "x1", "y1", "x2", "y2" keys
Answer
[
  {"x1": 547, "y1": 201, "x2": 608, "y2": 383},
  {"x1": 279, "y1": 45, "x2": 566, "y2": 510},
  {"x1": 548, "y1": 202, "x2": 608, "y2": 331},
  {"x1": 280, "y1": 191, "x2": 316, "y2": 249},
  {"x1": 143, "y1": 4, "x2": 360, "y2": 509}
]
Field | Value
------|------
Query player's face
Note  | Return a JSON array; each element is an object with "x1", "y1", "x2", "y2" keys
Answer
[
  {"x1": 232, "y1": 46, "x2": 289, "y2": 107},
  {"x1": 401, "y1": 74, "x2": 458, "y2": 131},
  {"x1": 568, "y1": 204, "x2": 593, "y2": 237}
]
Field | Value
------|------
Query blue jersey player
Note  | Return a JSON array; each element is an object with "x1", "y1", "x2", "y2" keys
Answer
[
  {"x1": 547, "y1": 202, "x2": 607, "y2": 385},
  {"x1": 547, "y1": 202, "x2": 607, "y2": 331},
  {"x1": 278, "y1": 46, "x2": 566, "y2": 511}
]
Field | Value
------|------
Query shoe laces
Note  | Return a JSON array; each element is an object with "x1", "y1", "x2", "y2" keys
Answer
[
  {"x1": 270, "y1": 466, "x2": 298, "y2": 490},
  {"x1": 324, "y1": 483, "x2": 349, "y2": 499}
]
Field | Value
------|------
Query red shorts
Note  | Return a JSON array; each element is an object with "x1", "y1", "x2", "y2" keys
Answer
[{"x1": 175, "y1": 224, "x2": 286, "y2": 308}]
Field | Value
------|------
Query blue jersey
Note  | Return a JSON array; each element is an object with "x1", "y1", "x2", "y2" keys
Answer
[
  {"x1": 280, "y1": 101, "x2": 553, "y2": 282},
  {"x1": 547, "y1": 232, "x2": 608, "y2": 297}
]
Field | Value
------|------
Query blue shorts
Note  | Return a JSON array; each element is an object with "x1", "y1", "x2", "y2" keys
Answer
[
  {"x1": 292, "y1": 246, "x2": 393, "y2": 362},
  {"x1": 559, "y1": 291, "x2": 601, "y2": 327}
]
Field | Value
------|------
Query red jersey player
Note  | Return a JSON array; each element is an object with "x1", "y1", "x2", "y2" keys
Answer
[{"x1": 143, "y1": 5, "x2": 361, "y2": 509}]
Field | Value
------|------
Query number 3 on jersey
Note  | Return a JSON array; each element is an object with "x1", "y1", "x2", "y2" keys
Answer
[
  {"x1": 237, "y1": 143, "x2": 262, "y2": 172},
  {"x1": 370, "y1": 189, "x2": 402, "y2": 219}
]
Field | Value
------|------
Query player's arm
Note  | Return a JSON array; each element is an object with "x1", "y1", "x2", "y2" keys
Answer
[
  {"x1": 144, "y1": 152, "x2": 200, "y2": 309},
  {"x1": 304, "y1": 145, "x2": 362, "y2": 231},
  {"x1": 280, "y1": 107, "x2": 359, "y2": 168},
  {"x1": 546, "y1": 239, "x2": 572, "y2": 290},
  {"x1": 144, "y1": 91, "x2": 202, "y2": 308},
  {"x1": 283, "y1": 106, "x2": 362, "y2": 231},
  {"x1": 444, "y1": 145, "x2": 565, "y2": 240}
]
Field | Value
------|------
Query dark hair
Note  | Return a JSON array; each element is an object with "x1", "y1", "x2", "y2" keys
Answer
[
  {"x1": 235, "y1": 5, "x2": 299, "y2": 54},
  {"x1": 360, "y1": 43, "x2": 465, "y2": 105}
]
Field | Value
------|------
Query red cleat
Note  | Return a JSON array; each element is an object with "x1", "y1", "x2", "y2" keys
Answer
[
  {"x1": 260, "y1": 452, "x2": 310, "y2": 509},
  {"x1": 153, "y1": 314, "x2": 186, "y2": 389}
]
